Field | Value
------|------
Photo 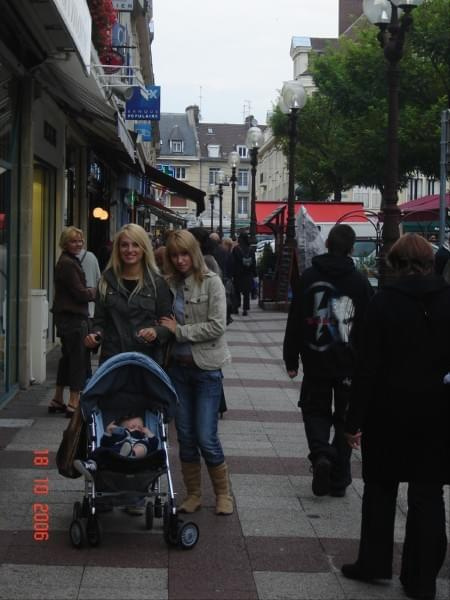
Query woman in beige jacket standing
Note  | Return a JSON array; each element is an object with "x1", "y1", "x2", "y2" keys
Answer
[{"x1": 160, "y1": 229, "x2": 233, "y2": 515}]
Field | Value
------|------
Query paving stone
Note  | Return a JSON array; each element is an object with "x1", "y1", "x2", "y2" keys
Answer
[
  {"x1": 0, "y1": 303, "x2": 448, "y2": 600},
  {"x1": 253, "y1": 571, "x2": 345, "y2": 600}
]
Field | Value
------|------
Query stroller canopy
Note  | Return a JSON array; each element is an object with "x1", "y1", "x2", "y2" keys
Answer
[{"x1": 80, "y1": 352, "x2": 178, "y2": 420}]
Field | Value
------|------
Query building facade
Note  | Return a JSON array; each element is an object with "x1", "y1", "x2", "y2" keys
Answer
[
  {"x1": 257, "y1": 0, "x2": 439, "y2": 211},
  {"x1": 157, "y1": 108, "x2": 264, "y2": 235},
  {"x1": 0, "y1": 0, "x2": 205, "y2": 401}
]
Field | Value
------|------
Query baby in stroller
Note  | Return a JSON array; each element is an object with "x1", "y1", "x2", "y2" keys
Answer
[
  {"x1": 67, "y1": 352, "x2": 199, "y2": 550},
  {"x1": 101, "y1": 414, "x2": 158, "y2": 458},
  {"x1": 78, "y1": 414, "x2": 159, "y2": 473}
]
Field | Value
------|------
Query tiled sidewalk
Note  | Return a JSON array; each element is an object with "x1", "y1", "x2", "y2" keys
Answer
[{"x1": 0, "y1": 302, "x2": 448, "y2": 599}]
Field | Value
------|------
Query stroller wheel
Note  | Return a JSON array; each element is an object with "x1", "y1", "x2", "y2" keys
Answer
[
  {"x1": 69, "y1": 519, "x2": 86, "y2": 549},
  {"x1": 72, "y1": 502, "x2": 82, "y2": 520},
  {"x1": 178, "y1": 521, "x2": 199, "y2": 550},
  {"x1": 86, "y1": 516, "x2": 102, "y2": 547},
  {"x1": 154, "y1": 497, "x2": 163, "y2": 519},
  {"x1": 145, "y1": 501, "x2": 154, "y2": 530}
]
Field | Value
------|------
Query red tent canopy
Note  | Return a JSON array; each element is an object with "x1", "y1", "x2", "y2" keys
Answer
[
  {"x1": 255, "y1": 201, "x2": 367, "y2": 234},
  {"x1": 400, "y1": 194, "x2": 450, "y2": 213}
]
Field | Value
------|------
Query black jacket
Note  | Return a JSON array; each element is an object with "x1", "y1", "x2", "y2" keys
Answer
[
  {"x1": 283, "y1": 253, "x2": 374, "y2": 379},
  {"x1": 232, "y1": 244, "x2": 256, "y2": 293},
  {"x1": 92, "y1": 269, "x2": 173, "y2": 365},
  {"x1": 346, "y1": 274, "x2": 450, "y2": 483},
  {"x1": 52, "y1": 252, "x2": 95, "y2": 318}
]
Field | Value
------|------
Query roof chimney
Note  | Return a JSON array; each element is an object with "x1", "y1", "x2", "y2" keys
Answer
[{"x1": 186, "y1": 105, "x2": 200, "y2": 126}]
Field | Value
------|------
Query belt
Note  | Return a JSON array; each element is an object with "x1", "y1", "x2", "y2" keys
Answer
[{"x1": 173, "y1": 354, "x2": 196, "y2": 367}]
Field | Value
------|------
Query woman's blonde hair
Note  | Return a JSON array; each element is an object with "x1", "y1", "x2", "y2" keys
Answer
[
  {"x1": 99, "y1": 223, "x2": 159, "y2": 298},
  {"x1": 164, "y1": 229, "x2": 207, "y2": 283},
  {"x1": 59, "y1": 226, "x2": 83, "y2": 250},
  {"x1": 387, "y1": 233, "x2": 434, "y2": 276}
]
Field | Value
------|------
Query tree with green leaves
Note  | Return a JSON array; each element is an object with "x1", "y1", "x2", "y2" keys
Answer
[{"x1": 270, "y1": 0, "x2": 449, "y2": 200}]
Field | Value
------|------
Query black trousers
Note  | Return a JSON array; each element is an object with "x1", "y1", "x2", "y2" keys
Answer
[
  {"x1": 55, "y1": 314, "x2": 89, "y2": 392},
  {"x1": 234, "y1": 287, "x2": 250, "y2": 311},
  {"x1": 300, "y1": 376, "x2": 352, "y2": 490},
  {"x1": 356, "y1": 480, "x2": 447, "y2": 597}
]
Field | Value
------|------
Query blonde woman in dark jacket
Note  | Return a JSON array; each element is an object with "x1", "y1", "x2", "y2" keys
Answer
[
  {"x1": 84, "y1": 224, "x2": 173, "y2": 365},
  {"x1": 159, "y1": 229, "x2": 233, "y2": 515}
]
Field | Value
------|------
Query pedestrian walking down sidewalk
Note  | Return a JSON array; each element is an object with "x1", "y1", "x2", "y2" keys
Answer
[{"x1": 0, "y1": 300, "x2": 448, "y2": 599}]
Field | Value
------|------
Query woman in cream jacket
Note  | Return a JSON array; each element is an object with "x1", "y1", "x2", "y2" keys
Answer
[{"x1": 160, "y1": 229, "x2": 233, "y2": 515}]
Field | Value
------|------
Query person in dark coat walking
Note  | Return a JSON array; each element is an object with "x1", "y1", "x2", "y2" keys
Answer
[
  {"x1": 341, "y1": 233, "x2": 450, "y2": 600},
  {"x1": 232, "y1": 233, "x2": 256, "y2": 316},
  {"x1": 283, "y1": 224, "x2": 374, "y2": 497}
]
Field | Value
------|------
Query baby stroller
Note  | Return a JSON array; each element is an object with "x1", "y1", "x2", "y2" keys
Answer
[{"x1": 68, "y1": 351, "x2": 199, "y2": 550}]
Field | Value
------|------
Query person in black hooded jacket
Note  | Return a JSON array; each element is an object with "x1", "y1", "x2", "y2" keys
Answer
[
  {"x1": 341, "y1": 234, "x2": 450, "y2": 600},
  {"x1": 283, "y1": 224, "x2": 374, "y2": 498}
]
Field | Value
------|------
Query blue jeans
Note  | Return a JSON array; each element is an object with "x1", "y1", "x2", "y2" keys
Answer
[{"x1": 168, "y1": 364, "x2": 224, "y2": 466}]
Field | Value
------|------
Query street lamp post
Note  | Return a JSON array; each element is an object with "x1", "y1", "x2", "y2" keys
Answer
[
  {"x1": 363, "y1": 0, "x2": 424, "y2": 284},
  {"x1": 245, "y1": 126, "x2": 264, "y2": 246},
  {"x1": 216, "y1": 169, "x2": 225, "y2": 238},
  {"x1": 279, "y1": 80, "x2": 307, "y2": 244},
  {"x1": 209, "y1": 183, "x2": 216, "y2": 233},
  {"x1": 228, "y1": 150, "x2": 240, "y2": 240}
]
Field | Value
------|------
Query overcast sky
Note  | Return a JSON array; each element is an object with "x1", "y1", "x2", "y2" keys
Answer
[{"x1": 152, "y1": 0, "x2": 339, "y2": 125}]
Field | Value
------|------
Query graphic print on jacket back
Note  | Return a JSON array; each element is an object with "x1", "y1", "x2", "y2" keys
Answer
[{"x1": 306, "y1": 281, "x2": 355, "y2": 352}]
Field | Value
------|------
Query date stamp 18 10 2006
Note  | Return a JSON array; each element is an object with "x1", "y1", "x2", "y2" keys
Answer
[{"x1": 32, "y1": 449, "x2": 50, "y2": 541}]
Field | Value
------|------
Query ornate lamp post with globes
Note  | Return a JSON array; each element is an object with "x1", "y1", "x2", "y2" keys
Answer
[
  {"x1": 216, "y1": 169, "x2": 226, "y2": 238},
  {"x1": 209, "y1": 183, "x2": 216, "y2": 233},
  {"x1": 273, "y1": 79, "x2": 307, "y2": 303},
  {"x1": 362, "y1": 0, "x2": 424, "y2": 284},
  {"x1": 279, "y1": 80, "x2": 307, "y2": 245},
  {"x1": 245, "y1": 126, "x2": 264, "y2": 246},
  {"x1": 227, "y1": 150, "x2": 240, "y2": 240}
]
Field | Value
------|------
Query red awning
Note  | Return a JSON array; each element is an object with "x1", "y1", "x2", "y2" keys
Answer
[
  {"x1": 399, "y1": 194, "x2": 450, "y2": 214},
  {"x1": 256, "y1": 201, "x2": 368, "y2": 233}
]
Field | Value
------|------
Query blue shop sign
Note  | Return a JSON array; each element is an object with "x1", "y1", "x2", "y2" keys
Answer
[
  {"x1": 125, "y1": 86, "x2": 160, "y2": 120},
  {"x1": 134, "y1": 122, "x2": 152, "y2": 142}
]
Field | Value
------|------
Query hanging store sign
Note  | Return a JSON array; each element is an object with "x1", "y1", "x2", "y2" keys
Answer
[
  {"x1": 125, "y1": 86, "x2": 160, "y2": 121},
  {"x1": 158, "y1": 164, "x2": 175, "y2": 177},
  {"x1": 134, "y1": 123, "x2": 152, "y2": 142},
  {"x1": 112, "y1": 0, "x2": 134, "y2": 10}
]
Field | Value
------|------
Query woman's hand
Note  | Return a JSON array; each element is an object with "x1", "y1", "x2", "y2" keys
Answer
[
  {"x1": 345, "y1": 431, "x2": 362, "y2": 449},
  {"x1": 159, "y1": 315, "x2": 177, "y2": 333},
  {"x1": 287, "y1": 369, "x2": 298, "y2": 379},
  {"x1": 137, "y1": 327, "x2": 157, "y2": 343},
  {"x1": 84, "y1": 333, "x2": 101, "y2": 349}
]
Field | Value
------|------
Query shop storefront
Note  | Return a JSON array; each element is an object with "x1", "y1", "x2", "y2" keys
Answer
[{"x1": 0, "y1": 67, "x2": 20, "y2": 399}]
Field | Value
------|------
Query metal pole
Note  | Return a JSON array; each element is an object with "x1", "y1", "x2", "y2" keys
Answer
[
  {"x1": 249, "y1": 147, "x2": 258, "y2": 245},
  {"x1": 439, "y1": 109, "x2": 449, "y2": 245},
  {"x1": 286, "y1": 107, "x2": 298, "y2": 243},
  {"x1": 210, "y1": 195, "x2": 215, "y2": 232},
  {"x1": 378, "y1": 59, "x2": 401, "y2": 285},
  {"x1": 377, "y1": 5, "x2": 410, "y2": 286},
  {"x1": 230, "y1": 166, "x2": 237, "y2": 240},
  {"x1": 218, "y1": 184, "x2": 223, "y2": 238}
]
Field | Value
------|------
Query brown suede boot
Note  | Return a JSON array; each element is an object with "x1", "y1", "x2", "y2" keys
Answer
[
  {"x1": 179, "y1": 462, "x2": 202, "y2": 513},
  {"x1": 207, "y1": 462, "x2": 234, "y2": 515}
]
